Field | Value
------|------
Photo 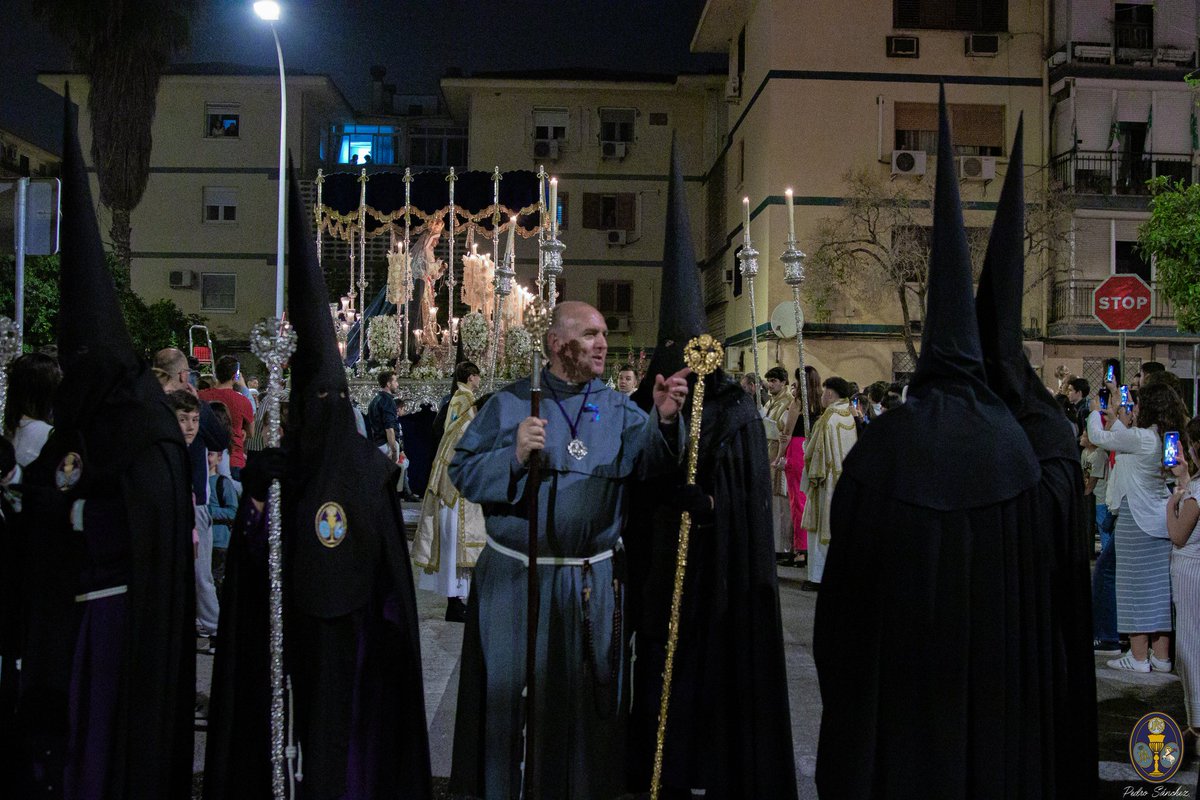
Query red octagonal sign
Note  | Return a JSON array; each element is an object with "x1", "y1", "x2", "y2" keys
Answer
[{"x1": 1093, "y1": 274, "x2": 1153, "y2": 332}]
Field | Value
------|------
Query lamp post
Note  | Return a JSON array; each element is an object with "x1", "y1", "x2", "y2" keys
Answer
[{"x1": 255, "y1": 0, "x2": 286, "y2": 319}]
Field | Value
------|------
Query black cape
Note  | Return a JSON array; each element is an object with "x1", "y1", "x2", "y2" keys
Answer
[{"x1": 625, "y1": 375, "x2": 797, "y2": 799}]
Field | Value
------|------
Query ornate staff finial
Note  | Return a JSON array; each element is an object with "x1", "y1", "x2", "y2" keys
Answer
[
  {"x1": 781, "y1": 229, "x2": 811, "y2": 437},
  {"x1": 738, "y1": 202, "x2": 762, "y2": 408}
]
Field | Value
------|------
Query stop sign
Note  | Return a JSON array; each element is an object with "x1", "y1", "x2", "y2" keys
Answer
[{"x1": 1093, "y1": 274, "x2": 1153, "y2": 332}]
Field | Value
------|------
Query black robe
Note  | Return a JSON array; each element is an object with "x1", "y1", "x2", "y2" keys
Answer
[
  {"x1": 203, "y1": 439, "x2": 432, "y2": 800},
  {"x1": 11, "y1": 371, "x2": 194, "y2": 799},
  {"x1": 625, "y1": 376, "x2": 797, "y2": 799}
]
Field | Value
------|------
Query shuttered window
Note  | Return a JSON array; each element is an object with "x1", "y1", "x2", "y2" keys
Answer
[
  {"x1": 895, "y1": 102, "x2": 1005, "y2": 156},
  {"x1": 582, "y1": 192, "x2": 636, "y2": 231},
  {"x1": 894, "y1": 0, "x2": 1007, "y2": 32}
]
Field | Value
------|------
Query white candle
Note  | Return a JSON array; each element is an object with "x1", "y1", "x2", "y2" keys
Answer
[
  {"x1": 743, "y1": 196, "x2": 750, "y2": 235},
  {"x1": 785, "y1": 188, "x2": 796, "y2": 240},
  {"x1": 506, "y1": 216, "x2": 516, "y2": 259},
  {"x1": 550, "y1": 178, "x2": 559, "y2": 236}
]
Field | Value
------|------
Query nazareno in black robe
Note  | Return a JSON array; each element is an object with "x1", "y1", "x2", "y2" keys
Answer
[{"x1": 625, "y1": 374, "x2": 798, "y2": 800}]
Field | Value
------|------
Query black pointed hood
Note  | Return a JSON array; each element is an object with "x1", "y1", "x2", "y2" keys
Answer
[
  {"x1": 58, "y1": 84, "x2": 137, "y2": 370},
  {"x1": 975, "y1": 117, "x2": 1079, "y2": 463},
  {"x1": 632, "y1": 139, "x2": 708, "y2": 412},
  {"x1": 840, "y1": 87, "x2": 1039, "y2": 511}
]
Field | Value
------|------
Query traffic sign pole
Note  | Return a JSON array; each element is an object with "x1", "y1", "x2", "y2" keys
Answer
[{"x1": 15, "y1": 177, "x2": 26, "y2": 346}]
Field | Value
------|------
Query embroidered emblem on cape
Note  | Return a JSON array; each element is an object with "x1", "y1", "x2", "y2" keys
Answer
[
  {"x1": 315, "y1": 502, "x2": 348, "y2": 548},
  {"x1": 56, "y1": 452, "x2": 83, "y2": 492}
]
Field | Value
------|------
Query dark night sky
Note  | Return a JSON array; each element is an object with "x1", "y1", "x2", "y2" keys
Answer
[{"x1": 0, "y1": 0, "x2": 723, "y2": 154}]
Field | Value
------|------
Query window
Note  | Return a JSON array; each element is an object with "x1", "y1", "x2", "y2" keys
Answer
[
  {"x1": 1115, "y1": 241, "x2": 1152, "y2": 284},
  {"x1": 596, "y1": 280, "x2": 633, "y2": 316},
  {"x1": 202, "y1": 187, "x2": 237, "y2": 223},
  {"x1": 894, "y1": 102, "x2": 1004, "y2": 156},
  {"x1": 205, "y1": 104, "x2": 240, "y2": 138},
  {"x1": 582, "y1": 192, "x2": 636, "y2": 231},
  {"x1": 600, "y1": 108, "x2": 635, "y2": 143},
  {"x1": 534, "y1": 108, "x2": 569, "y2": 141},
  {"x1": 893, "y1": 0, "x2": 1007, "y2": 32},
  {"x1": 334, "y1": 124, "x2": 402, "y2": 166},
  {"x1": 407, "y1": 124, "x2": 467, "y2": 170},
  {"x1": 201, "y1": 273, "x2": 236, "y2": 312},
  {"x1": 555, "y1": 192, "x2": 569, "y2": 231},
  {"x1": 648, "y1": 112, "x2": 668, "y2": 126}
]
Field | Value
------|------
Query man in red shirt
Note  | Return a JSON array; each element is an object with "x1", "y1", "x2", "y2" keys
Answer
[{"x1": 200, "y1": 355, "x2": 255, "y2": 479}]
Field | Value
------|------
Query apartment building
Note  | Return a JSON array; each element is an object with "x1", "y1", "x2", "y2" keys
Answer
[
  {"x1": 439, "y1": 70, "x2": 725, "y2": 354},
  {"x1": 39, "y1": 65, "x2": 354, "y2": 338},
  {"x1": 692, "y1": 0, "x2": 1049, "y2": 384},
  {"x1": 1047, "y1": 0, "x2": 1200, "y2": 387},
  {"x1": 0, "y1": 128, "x2": 59, "y2": 178}
]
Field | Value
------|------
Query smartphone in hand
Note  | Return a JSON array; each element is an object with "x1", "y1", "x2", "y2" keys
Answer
[
  {"x1": 1098, "y1": 389, "x2": 1109, "y2": 411},
  {"x1": 1164, "y1": 431, "x2": 1183, "y2": 468},
  {"x1": 1119, "y1": 384, "x2": 1131, "y2": 407},
  {"x1": 1105, "y1": 364, "x2": 1116, "y2": 384}
]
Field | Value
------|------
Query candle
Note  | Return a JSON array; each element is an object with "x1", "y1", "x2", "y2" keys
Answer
[
  {"x1": 550, "y1": 178, "x2": 559, "y2": 236},
  {"x1": 743, "y1": 196, "x2": 750, "y2": 236},
  {"x1": 785, "y1": 188, "x2": 796, "y2": 241},
  {"x1": 538, "y1": 169, "x2": 546, "y2": 225},
  {"x1": 506, "y1": 216, "x2": 517, "y2": 259}
]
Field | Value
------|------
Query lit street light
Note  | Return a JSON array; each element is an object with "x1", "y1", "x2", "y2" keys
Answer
[{"x1": 255, "y1": 0, "x2": 286, "y2": 318}]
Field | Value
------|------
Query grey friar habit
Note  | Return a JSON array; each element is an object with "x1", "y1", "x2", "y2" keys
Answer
[{"x1": 448, "y1": 371, "x2": 684, "y2": 800}]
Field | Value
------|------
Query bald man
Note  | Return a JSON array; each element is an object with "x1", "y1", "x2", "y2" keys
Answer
[{"x1": 448, "y1": 301, "x2": 690, "y2": 800}]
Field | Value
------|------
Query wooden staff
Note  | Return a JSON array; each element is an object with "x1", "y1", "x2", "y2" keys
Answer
[
  {"x1": 650, "y1": 334, "x2": 723, "y2": 800},
  {"x1": 522, "y1": 299, "x2": 550, "y2": 799}
]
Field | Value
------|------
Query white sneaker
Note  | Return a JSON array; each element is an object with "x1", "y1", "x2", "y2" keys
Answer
[
  {"x1": 1150, "y1": 654, "x2": 1173, "y2": 672},
  {"x1": 1107, "y1": 652, "x2": 1151, "y2": 673}
]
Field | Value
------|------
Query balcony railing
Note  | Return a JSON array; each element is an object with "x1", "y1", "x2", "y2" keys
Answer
[
  {"x1": 1050, "y1": 278, "x2": 1176, "y2": 328},
  {"x1": 1047, "y1": 40, "x2": 1196, "y2": 69},
  {"x1": 1049, "y1": 150, "x2": 1193, "y2": 196}
]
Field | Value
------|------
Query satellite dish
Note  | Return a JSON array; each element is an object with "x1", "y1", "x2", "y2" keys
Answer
[{"x1": 770, "y1": 302, "x2": 802, "y2": 340}]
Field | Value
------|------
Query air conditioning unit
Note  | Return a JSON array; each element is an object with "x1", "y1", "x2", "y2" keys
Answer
[
  {"x1": 891, "y1": 149, "x2": 927, "y2": 176},
  {"x1": 886, "y1": 35, "x2": 919, "y2": 58},
  {"x1": 533, "y1": 139, "x2": 560, "y2": 160},
  {"x1": 958, "y1": 155, "x2": 997, "y2": 180},
  {"x1": 169, "y1": 269, "x2": 196, "y2": 289},
  {"x1": 606, "y1": 229, "x2": 628, "y2": 245},
  {"x1": 605, "y1": 315, "x2": 632, "y2": 333},
  {"x1": 965, "y1": 33, "x2": 1000, "y2": 57},
  {"x1": 725, "y1": 75, "x2": 741, "y2": 101},
  {"x1": 601, "y1": 141, "x2": 627, "y2": 159},
  {"x1": 1023, "y1": 340, "x2": 1045, "y2": 369}
]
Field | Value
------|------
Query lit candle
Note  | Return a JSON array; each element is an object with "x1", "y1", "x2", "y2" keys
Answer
[
  {"x1": 785, "y1": 188, "x2": 796, "y2": 241},
  {"x1": 506, "y1": 216, "x2": 517, "y2": 259},
  {"x1": 743, "y1": 196, "x2": 751, "y2": 236},
  {"x1": 550, "y1": 178, "x2": 559, "y2": 236}
]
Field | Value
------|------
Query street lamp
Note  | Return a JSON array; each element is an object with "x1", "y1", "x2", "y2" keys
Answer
[{"x1": 255, "y1": 0, "x2": 286, "y2": 319}]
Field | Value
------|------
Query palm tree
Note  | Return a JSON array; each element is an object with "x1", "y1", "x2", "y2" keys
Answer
[{"x1": 35, "y1": 0, "x2": 198, "y2": 275}]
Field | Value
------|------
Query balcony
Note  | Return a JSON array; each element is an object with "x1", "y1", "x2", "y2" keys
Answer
[
  {"x1": 1049, "y1": 278, "x2": 1176, "y2": 334},
  {"x1": 1049, "y1": 150, "x2": 1193, "y2": 198},
  {"x1": 1047, "y1": 41, "x2": 1196, "y2": 70}
]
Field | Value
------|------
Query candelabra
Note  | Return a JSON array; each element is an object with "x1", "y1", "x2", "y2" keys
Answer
[
  {"x1": 780, "y1": 237, "x2": 811, "y2": 437},
  {"x1": 489, "y1": 250, "x2": 516, "y2": 389},
  {"x1": 738, "y1": 228, "x2": 762, "y2": 406},
  {"x1": 330, "y1": 296, "x2": 358, "y2": 361}
]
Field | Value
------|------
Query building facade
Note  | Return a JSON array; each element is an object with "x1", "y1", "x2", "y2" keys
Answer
[
  {"x1": 0, "y1": 128, "x2": 59, "y2": 179},
  {"x1": 40, "y1": 66, "x2": 354, "y2": 338},
  {"x1": 1047, "y1": 0, "x2": 1200, "y2": 389}
]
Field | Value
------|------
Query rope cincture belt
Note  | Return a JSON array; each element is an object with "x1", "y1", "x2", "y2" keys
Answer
[
  {"x1": 75, "y1": 585, "x2": 128, "y2": 603},
  {"x1": 486, "y1": 535, "x2": 614, "y2": 567}
]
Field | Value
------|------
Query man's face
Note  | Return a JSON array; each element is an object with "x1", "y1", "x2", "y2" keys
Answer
[
  {"x1": 467, "y1": 373, "x2": 482, "y2": 392},
  {"x1": 395, "y1": 402, "x2": 407, "y2": 417},
  {"x1": 549, "y1": 304, "x2": 608, "y2": 381},
  {"x1": 617, "y1": 370, "x2": 638, "y2": 394},
  {"x1": 176, "y1": 410, "x2": 200, "y2": 445},
  {"x1": 821, "y1": 386, "x2": 839, "y2": 409},
  {"x1": 387, "y1": 376, "x2": 399, "y2": 394},
  {"x1": 1067, "y1": 388, "x2": 1082, "y2": 404},
  {"x1": 741, "y1": 378, "x2": 756, "y2": 395},
  {"x1": 766, "y1": 377, "x2": 786, "y2": 396}
]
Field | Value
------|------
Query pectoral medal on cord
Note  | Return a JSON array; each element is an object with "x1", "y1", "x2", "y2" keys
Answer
[
  {"x1": 650, "y1": 334, "x2": 723, "y2": 800},
  {"x1": 544, "y1": 371, "x2": 594, "y2": 460}
]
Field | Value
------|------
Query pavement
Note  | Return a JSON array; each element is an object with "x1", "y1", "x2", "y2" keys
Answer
[{"x1": 191, "y1": 523, "x2": 1198, "y2": 798}]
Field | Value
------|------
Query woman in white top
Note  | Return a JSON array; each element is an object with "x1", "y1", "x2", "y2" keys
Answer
[
  {"x1": 4, "y1": 353, "x2": 61, "y2": 469},
  {"x1": 1167, "y1": 418, "x2": 1200, "y2": 742},
  {"x1": 1087, "y1": 381, "x2": 1189, "y2": 672}
]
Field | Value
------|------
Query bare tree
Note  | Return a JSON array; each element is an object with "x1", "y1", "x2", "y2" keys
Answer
[{"x1": 805, "y1": 168, "x2": 1071, "y2": 359}]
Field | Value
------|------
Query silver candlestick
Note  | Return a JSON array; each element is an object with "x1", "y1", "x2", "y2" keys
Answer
[
  {"x1": 249, "y1": 317, "x2": 298, "y2": 800},
  {"x1": 0, "y1": 317, "x2": 20, "y2": 426},
  {"x1": 780, "y1": 238, "x2": 811, "y2": 438},
  {"x1": 356, "y1": 168, "x2": 369, "y2": 376},
  {"x1": 489, "y1": 250, "x2": 516, "y2": 389},
  {"x1": 738, "y1": 229, "x2": 762, "y2": 408},
  {"x1": 540, "y1": 233, "x2": 564, "y2": 311}
]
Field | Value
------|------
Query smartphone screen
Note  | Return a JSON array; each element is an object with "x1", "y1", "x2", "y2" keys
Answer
[
  {"x1": 1098, "y1": 390, "x2": 1108, "y2": 411},
  {"x1": 1119, "y1": 385, "x2": 1131, "y2": 407},
  {"x1": 1106, "y1": 364, "x2": 1116, "y2": 384},
  {"x1": 1164, "y1": 431, "x2": 1182, "y2": 468}
]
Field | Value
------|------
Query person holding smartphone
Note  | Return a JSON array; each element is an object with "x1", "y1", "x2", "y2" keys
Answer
[
  {"x1": 1167, "y1": 419, "x2": 1200, "y2": 747},
  {"x1": 1087, "y1": 381, "x2": 1190, "y2": 672}
]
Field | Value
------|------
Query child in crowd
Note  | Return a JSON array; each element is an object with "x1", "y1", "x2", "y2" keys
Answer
[
  {"x1": 1168, "y1": 419, "x2": 1200, "y2": 744},
  {"x1": 168, "y1": 389, "x2": 218, "y2": 650},
  {"x1": 207, "y1": 450, "x2": 240, "y2": 592}
]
